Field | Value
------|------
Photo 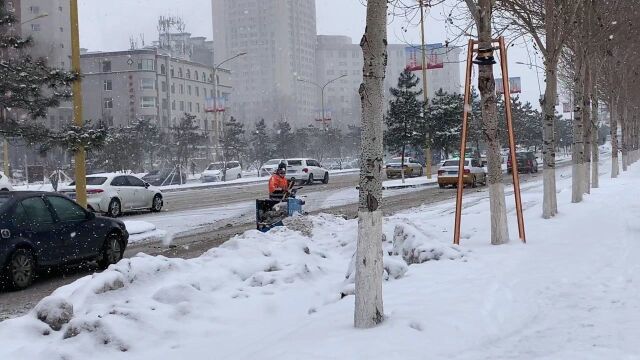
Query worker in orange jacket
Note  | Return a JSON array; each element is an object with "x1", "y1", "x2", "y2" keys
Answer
[{"x1": 268, "y1": 163, "x2": 289, "y2": 200}]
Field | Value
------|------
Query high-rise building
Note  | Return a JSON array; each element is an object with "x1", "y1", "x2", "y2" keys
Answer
[
  {"x1": 315, "y1": 35, "x2": 462, "y2": 127},
  {"x1": 211, "y1": 0, "x2": 317, "y2": 128},
  {"x1": 20, "y1": 0, "x2": 73, "y2": 129}
]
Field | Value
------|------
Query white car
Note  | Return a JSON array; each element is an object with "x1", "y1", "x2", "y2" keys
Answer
[
  {"x1": 260, "y1": 159, "x2": 287, "y2": 177},
  {"x1": 437, "y1": 158, "x2": 486, "y2": 188},
  {"x1": 0, "y1": 172, "x2": 12, "y2": 191},
  {"x1": 59, "y1": 173, "x2": 163, "y2": 217},
  {"x1": 285, "y1": 158, "x2": 329, "y2": 185},
  {"x1": 201, "y1": 161, "x2": 242, "y2": 182}
]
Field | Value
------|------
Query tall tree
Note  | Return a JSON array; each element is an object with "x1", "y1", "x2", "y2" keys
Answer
[
  {"x1": 220, "y1": 116, "x2": 246, "y2": 180},
  {"x1": 464, "y1": 0, "x2": 510, "y2": 245},
  {"x1": 384, "y1": 68, "x2": 424, "y2": 182},
  {"x1": 426, "y1": 89, "x2": 464, "y2": 159},
  {"x1": 273, "y1": 121, "x2": 293, "y2": 158},
  {"x1": 172, "y1": 113, "x2": 205, "y2": 169},
  {"x1": 355, "y1": 0, "x2": 386, "y2": 329},
  {"x1": 250, "y1": 119, "x2": 273, "y2": 176}
]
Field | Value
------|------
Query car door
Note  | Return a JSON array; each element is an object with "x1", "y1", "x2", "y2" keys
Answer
[
  {"x1": 127, "y1": 175, "x2": 152, "y2": 208},
  {"x1": 13, "y1": 197, "x2": 60, "y2": 266},
  {"x1": 110, "y1": 176, "x2": 135, "y2": 210},
  {"x1": 309, "y1": 160, "x2": 323, "y2": 178},
  {"x1": 45, "y1": 195, "x2": 99, "y2": 261}
]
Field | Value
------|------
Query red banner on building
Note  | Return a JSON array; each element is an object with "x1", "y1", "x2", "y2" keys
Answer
[
  {"x1": 496, "y1": 77, "x2": 522, "y2": 94},
  {"x1": 405, "y1": 44, "x2": 445, "y2": 71}
]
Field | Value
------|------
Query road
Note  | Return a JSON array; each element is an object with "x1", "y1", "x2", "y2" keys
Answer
[{"x1": 0, "y1": 168, "x2": 542, "y2": 321}]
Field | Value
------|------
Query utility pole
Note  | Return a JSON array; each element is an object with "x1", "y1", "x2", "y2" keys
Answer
[
  {"x1": 419, "y1": 0, "x2": 432, "y2": 178},
  {"x1": 298, "y1": 74, "x2": 347, "y2": 130},
  {"x1": 70, "y1": 0, "x2": 87, "y2": 207}
]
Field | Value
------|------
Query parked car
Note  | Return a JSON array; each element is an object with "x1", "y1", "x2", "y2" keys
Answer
[
  {"x1": 385, "y1": 157, "x2": 423, "y2": 178},
  {"x1": 285, "y1": 158, "x2": 329, "y2": 185},
  {"x1": 59, "y1": 173, "x2": 163, "y2": 217},
  {"x1": 142, "y1": 169, "x2": 187, "y2": 186},
  {"x1": 437, "y1": 158, "x2": 487, "y2": 188},
  {"x1": 201, "y1": 161, "x2": 242, "y2": 182},
  {"x1": 260, "y1": 159, "x2": 287, "y2": 177},
  {"x1": 0, "y1": 191, "x2": 129, "y2": 289},
  {"x1": 507, "y1": 152, "x2": 539, "y2": 174},
  {"x1": 0, "y1": 172, "x2": 12, "y2": 191}
]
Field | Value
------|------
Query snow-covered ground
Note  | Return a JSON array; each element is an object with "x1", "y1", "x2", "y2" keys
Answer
[{"x1": 1, "y1": 155, "x2": 638, "y2": 359}]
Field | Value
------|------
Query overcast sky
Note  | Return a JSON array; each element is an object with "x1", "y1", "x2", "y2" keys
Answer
[{"x1": 78, "y1": 0, "x2": 547, "y2": 109}]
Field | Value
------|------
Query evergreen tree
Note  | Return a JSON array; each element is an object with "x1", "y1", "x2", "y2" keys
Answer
[
  {"x1": 172, "y1": 113, "x2": 205, "y2": 169},
  {"x1": 426, "y1": 89, "x2": 464, "y2": 159},
  {"x1": 273, "y1": 121, "x2": 293, "y2": 158},
  {"x1": 0, "y1": 1, "x2": 82, "y2": 146},
  {"x1": 385, "y1": 68, "x2": 424, "y2": 181},
  {"x1": 250, "y1": 119, "x2": 273, "y2": 176},
  {"x1": 293, "y1": 127, "x2": 311, "y2": 157},
  {"x1": 346, "y1": 125, "x2": 361, "y2": 157},
  {"x1": 220, "y1": 116, "x2": 247, "y2": 179}
]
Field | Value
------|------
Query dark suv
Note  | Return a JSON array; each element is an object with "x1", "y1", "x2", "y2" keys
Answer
[
  {"x1": 507, "y1": 151, "x2": 539, "y2": 174},
  {"x1": 0, "y1": 192, "x2": 129, "y2": 289}
]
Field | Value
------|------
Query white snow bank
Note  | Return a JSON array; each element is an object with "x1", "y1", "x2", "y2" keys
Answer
[
  {"x1": 2, "y1": 158, "x2": 640, "y2": 360},
  {"x1": 123, "y1": 221, "x2": 167, "y2": 244},
  {"x1": 123, "y1": 221, "x2": 156, "y2": 235}
]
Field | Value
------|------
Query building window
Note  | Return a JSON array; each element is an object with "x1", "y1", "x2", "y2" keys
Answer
[
  {"x1": 60, "y1": 43, "x2": 64, "y2": 48},
  {"x1": 171, "y1": 83, "x2": 175, "y2": 94},
  {"x1": 187, "y1": 85, "x2": 191, "y2": 95},
  {"x1": 171, "y1": 100, "x2": 176, "y2": 110},
  {"x1": 58, "y1": 6, "x2": 63, "y2": 12},
  {"x1": 102, "y1": 60, "x2": 111, "y2": 72},
  {"x1": 186, "y1": 69, "x2": 191, "y2": 79},
  {"x1": 202, "y1": 72, "x2": 206, "y2": 81},
  {"x1": 29, "y1": 6, "x2": 39, "y2": 13},
  {"x1": 140, "y1": 78, "x2": 155, "y2": 90},
  {"x1": 162, "y1": 99, "x2": 168, "y2": 110},
  {"x1": 59, "y1": 27, "x2": 64, "y2": 32},
  {"x1": 179, "y1": 84, "x2": 184, "y2": 94},
  {"x1": 103, "y1": 98, "x2": 113, "y2": 109},
  {"x1": 178, "y1": 68, "x2": 183, "y2": 78},
  {"x1": 196, "y1": 103, "x2": 200, "y2": 113},
  {"x1": 103, "y1": 80, "x2": 112, "y2": 91},
  {"x1": 138, "y1": 59, "x2": 154, "y2": 71},
  {"x1": 160, "y1": 64, "x2": 166, "y2": 75},
  {"x1": 195, "y1": 72, "x2": 199, "y2": 81},
  {"x1": 179, "y1": 101, "x2": 184, "y2": 111},
  {"x1": 188, "y1": 102, "x2": 192, "y2": 112},
  {"x1": 140, "y1": 97, "x2": 157, "y2": 108},
  {"x1": 31, "y1": 24, "x2": 41, "y2": 31},
  {"x1": 161, "y1": 81, "x2": 167, "y2": 92},
  {"x1": 170, "y1": 66, "x2": 175, "y2": 77},
  {"x1": 195, "y1": 87, "x2": 199, "y2": 96}
]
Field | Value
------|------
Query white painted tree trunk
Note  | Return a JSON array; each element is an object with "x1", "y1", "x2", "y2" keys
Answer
[
  {"x1": 622, "y1": 105, "x2": 629, "y2": 172},
  {"x1": 354, "y1": 0, "x2": 386, "y2": 329},
  {"x1": 582, "y1": 63, "x2": 592, "y2": 194},
  {"x1": 571, "y1": 53, "x2": 585, "y2": 203},
  {"x1": 542, "y1": 60, "x2": 559, "y2": 218},
  {"x1": 591, "y1": 78, "x2": 599, "y2": 188}
]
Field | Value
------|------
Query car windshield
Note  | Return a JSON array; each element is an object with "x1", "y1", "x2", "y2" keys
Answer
[
  {"x1": 207, "y1": 163, "x2": 224, "y2": 170},
  {"x1": 442, "y1": 160, "x2": 469, "y2": 167},
  {"x1": 264, "y1": 160, "x2": 284, "y2": 166},
  {"x1": 287, "y1": 160, "x2": 303, "y2": 166},
  {"x1": 69, "y1": 177, "x2": 107, "y2": 186}
]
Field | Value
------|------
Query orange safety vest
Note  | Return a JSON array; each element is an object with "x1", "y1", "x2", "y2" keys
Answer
[{"x1": 268, "y1": 174, "x2": 288, "y2": 194}]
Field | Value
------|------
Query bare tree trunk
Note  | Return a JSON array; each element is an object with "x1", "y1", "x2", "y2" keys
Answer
[
  {"x1": 401, "y1": 144, "x2": 406, "y2": 183},
  {"x1": 355, "y1": 0, "x2": 386, "y2": 329},
  {"x1": 571, "y1": 52, "x2": 585, "y2": 203},
  {"x1": 610, "y1": 96, "x2": 619, "y2": 178},
  {"x1": 476, "y1": 0, "x2": 509, "y2": 244},
  {"x1": 542, "y1": 60, "x2": 559, "y2": 218},
  {"x1": 621, "y1": 104, "x2": 629, "y2": 171},
  {"x1": 591, "y1": 81, "x2": 599, "y2": 188},
  {"x1": 582, "y1": 61, "x2": 592, "y2": 194}
]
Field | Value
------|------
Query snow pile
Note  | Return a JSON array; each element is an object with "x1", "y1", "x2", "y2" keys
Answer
[
  {"x1": 2, "y1": 159, "x2": 640, "y2": 359},
  {"x1": 123, "y1": 220, "x2": 167, "y2": 244}
]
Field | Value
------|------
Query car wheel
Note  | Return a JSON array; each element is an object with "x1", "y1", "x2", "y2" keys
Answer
[
  {"x1": 107, "y1": 198, "x2": 121, "y2": 218},
  {"x1": 237, "y1": 173, "x2": 242, "y2": 179},
  {"x1": 307, "y1": 173, "x2": 314, "y2": 185},
  {"x1": 0, "y1": 188, "x2": 8, "y2": 191},
  {"x1": 97, "y1": 233, "x2": 123, "y2": 270},
  {"x1": 322, "y1": 172, "x2": 329, "y2": 184},
  {"x1": 151, "y1": 194, "x2": 163, "y2": 212},
  {"x1": 6, "y1": 249, "x2": 35, "y2": 290}
]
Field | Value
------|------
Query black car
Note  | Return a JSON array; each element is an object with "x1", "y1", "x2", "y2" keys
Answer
[
  {"x1": 507, "y1": 152, "x2": 539, "y2": 174},
  {"x1": 0, "y1": 192, "x2": 129, "y2": 290},
  {"x1": 142, "y1": 169, "x2": 187, "y2": 186}
]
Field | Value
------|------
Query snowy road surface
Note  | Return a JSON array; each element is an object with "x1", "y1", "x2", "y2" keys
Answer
[{"x1": 0, "y1": 156, "x2": 637, "y2": 359}]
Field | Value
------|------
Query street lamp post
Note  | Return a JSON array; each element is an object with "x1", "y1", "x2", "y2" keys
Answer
[
  {"x1": 298, "y1": 74, "x2": 346, "y2": 130},
  {"x1": 69, "y1": 0, "x2": 87, "y2": 208},
  {"x1": 211, "y1": 52, "x2": 247, "y2": 161},
  {"x1": 3, "y1": 13, "x2": 51, "y2": 177}
]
